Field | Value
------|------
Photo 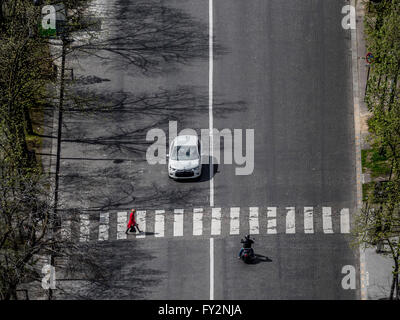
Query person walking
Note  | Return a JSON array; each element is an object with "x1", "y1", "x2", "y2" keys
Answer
[{"x1": 125, "y1": 209, "x2": 141, "y2": 234}]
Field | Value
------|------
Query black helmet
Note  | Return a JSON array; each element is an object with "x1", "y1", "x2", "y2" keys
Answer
[{"x1": 245, "y1": 234, "x2": 250, "y2": 240}]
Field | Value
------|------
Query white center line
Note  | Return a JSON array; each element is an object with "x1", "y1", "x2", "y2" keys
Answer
[
  {"x1": 209, "y1": 0, "x2": 214, "y2": 208},
  {"x1": 210, "y1": 237, "x2": 214, "y2": 300}
]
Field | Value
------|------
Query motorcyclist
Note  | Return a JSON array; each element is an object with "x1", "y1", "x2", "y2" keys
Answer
[{"x1": 238, "y1": 235, "x2": 254, "y2": 259}]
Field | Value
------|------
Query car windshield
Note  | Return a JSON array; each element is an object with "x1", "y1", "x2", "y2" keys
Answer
[{"x1": 171, "y1": 145, "x2": 199, "y2": 161}]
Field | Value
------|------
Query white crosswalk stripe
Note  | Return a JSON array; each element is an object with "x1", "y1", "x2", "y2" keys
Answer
[
  {"x1": 61, "y1": 219, "x2": 71, "y2": 240},
  {"x1": 322, "y1": 207, "x2": 334, "y2": 234},
  {"x1": 211, "y1": 208, "x2": 221, "y2": 235},
  {"x1": 117, "y1": 212, "x2": 127, "y2": 240},
  {"x1": 193, "y1": 208, "x2": 203, "y2": 236},
  {"x1": 136, "y1": 210, "x2": 146, "y2": 238},
  {"x1": 80, "y1": 214, "x2": 90, "y2": 242},
  {"x1": 340, "y1": 208, "x2": 350, "y2": 234},
  {"x1": 304, "y1": 207, "x2": 314, "y2": 234},
  {"x1": 174, "y1": 209, "x2": 184, "y2": 237},
  {"x1": 230, "y1": 207, "x2": 240, "y2": 235},
  {"x1": 285, "y1": 207, "x2": 296, "y2": 234},
  {"x1": 155, "y1": 210, "x2": 165, "y2": 237},
  {"x1": 72, "y1": 206, "x2": 352, "y2": 242},
  {"x1": 98, "y1": 212, "x2": 109, "y2": 241},
  {"x1": 249, "y1": 207, "x2": 259, "y2": 235},
  {"x1": 267, "y1": 207, "x2": 277, "y2": 234}
]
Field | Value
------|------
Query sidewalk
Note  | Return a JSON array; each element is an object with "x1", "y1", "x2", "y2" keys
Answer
[{"x1": 355, "y1": 0, "x2": 395, "y2": 300}]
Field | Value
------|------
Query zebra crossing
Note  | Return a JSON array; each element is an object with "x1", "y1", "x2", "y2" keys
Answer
[{"x1": 60, "y1": 206, "x2": 352, "y2": 243}]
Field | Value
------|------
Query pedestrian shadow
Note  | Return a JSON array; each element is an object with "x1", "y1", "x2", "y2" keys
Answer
[{"x1": 127, "y1": 231, "x2": 155, "y2": 236}]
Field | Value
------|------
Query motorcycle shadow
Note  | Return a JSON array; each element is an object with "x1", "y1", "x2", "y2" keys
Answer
[{"x1": 249, "y1": 254, "x2": 273, "y2": 265}]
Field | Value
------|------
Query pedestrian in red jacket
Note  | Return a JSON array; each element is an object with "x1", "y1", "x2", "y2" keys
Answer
[{"x1": 125, "y1": 209, "x2": 141, "y2": 234}]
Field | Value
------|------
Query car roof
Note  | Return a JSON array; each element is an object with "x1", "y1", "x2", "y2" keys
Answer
[{"x1": 172, "y1": 135, "x2": 199, "y2": 146}]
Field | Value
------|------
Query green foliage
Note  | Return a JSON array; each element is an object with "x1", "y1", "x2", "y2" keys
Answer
[
  {"x1": 0, "y1": 0, "x2": 93, "y2": 300},
  {"x1": 362, "y1": 147, "x2": 392, "y2": 178},
  {"x1": 356, "y1": 0, "x2": 400, "y2": 299}
]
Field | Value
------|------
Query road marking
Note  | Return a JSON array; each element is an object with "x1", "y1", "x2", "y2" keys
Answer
[
  {"x1": 79, "y1": 214, "x2": 90, "y2": 242},
  {"x1": 322, "y1": 207, "x2": 334, "y2": 234},
  {"x1": 61, "y1": 219, "x2": 71, "y2": 240},
  {"x1": 117, "y1": 212, "x2": 127, "y2": 240},
  {"x1": 340, "y1": 208, "x2": 350, "y2": 233},
  {"x1": 155, "y1": 210, "x2": 165, "y2": 237},
  {"x1": 249, "y1": 207, "x2": 259, "y2": 234},
  {"x1": 211, "y1": 208, "x2": 221, "y2": 235},
  {"x1": 210, "y1": 237, "x2": 214, "y2": 300},
  {"x1": 286, "y1": 207, "x2": 296, "y2": 234},
  {"x1": 82, "y1": 206, "x2": 353, "y2": 242},
  {"x1": 136, "y1": 210, "x2": 146, "y2": 238},
  {"x1": 98, "y1": 212, "x2": 109, "y2": 241},
  {"x1": 230, "y1": 207, "x2": 240, "y2": 235},
  {"x1": 267, "y1": 207, "x2": 277, "y2": 234},
  {"x1": 174, "y1": 209, "x2": 184, "y2": 237},
  {"x1": 193, "y1": 208, "x2": 203, "y2": 236},
  {"x1": 304, "y1": 207, "x2": 314, "y2": 234},
  {"x1": 209, "y1": 0, "x2": 214, "y2": 208}
]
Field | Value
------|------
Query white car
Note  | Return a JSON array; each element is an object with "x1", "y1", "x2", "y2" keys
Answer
[{"x1": 168, "y1": 135, "x2": 202, "y2": 179}]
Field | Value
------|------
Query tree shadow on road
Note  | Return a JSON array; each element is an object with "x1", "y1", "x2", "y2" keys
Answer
[{"x1": 72, "y1": 0, "x2": 225, "y2": 75}]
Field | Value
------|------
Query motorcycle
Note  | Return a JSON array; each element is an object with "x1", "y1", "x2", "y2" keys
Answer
[{"x1": 239, "y1": 236, "x2": 256, "y2": 264}]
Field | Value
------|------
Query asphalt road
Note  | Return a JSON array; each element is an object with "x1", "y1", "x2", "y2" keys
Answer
[{"x1": 55, "y1": 0, "x2": 359, "y2": 299}]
